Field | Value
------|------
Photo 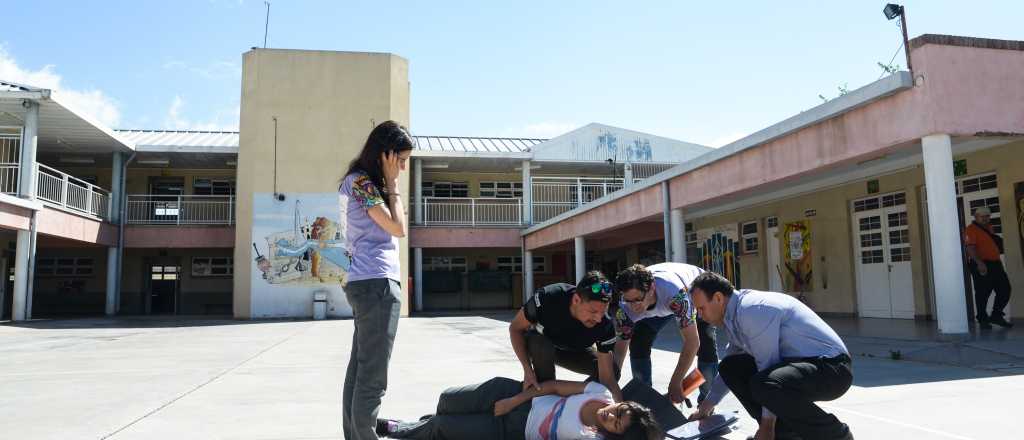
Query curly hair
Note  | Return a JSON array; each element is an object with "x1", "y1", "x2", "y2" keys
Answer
[{"x1": 614, "y1": 264, "x2": 655, "y2": 295}]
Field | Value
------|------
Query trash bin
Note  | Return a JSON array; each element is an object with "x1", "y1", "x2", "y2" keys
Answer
[{"x1": 313, "y1": 291, "x2": 328, "y2": 320}]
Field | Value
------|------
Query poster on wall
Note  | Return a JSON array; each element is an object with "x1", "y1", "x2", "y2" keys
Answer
[
  {"x1": 1016, "y1": 182, "x2": 1024, "y2": 259},
  {"x1": 696, "y1": 225, "x2": 742, "y2": 288},
  {"x1": 251, "y1": 193, "x2": 353, "y2": 318},
  {"x1": 782, "y1": 220, "x2": 813, "y2": 293}
]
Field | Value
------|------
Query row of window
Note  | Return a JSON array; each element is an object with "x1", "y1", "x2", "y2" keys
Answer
[
  {"x1": 423, "y1": 256, "x2": 548, "y2": 273},
  {"x1": 30, "y1": 257, "x2": 233, "y2": 278},
  {"x1": 423, "y1": 181, "x2": 523, "y2": 199}
]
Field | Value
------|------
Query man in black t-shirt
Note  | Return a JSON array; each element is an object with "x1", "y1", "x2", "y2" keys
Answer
[{"x1": 508, "y1": 271, "x2": 623, "y2": 401}]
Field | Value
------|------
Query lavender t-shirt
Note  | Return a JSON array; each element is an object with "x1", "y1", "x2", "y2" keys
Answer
[{"x1": 339, "y1": 171, "x2": 400, "y2": 283}]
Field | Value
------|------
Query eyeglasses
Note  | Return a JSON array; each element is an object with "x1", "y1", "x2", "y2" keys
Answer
[{"x1": 622, "y1": 291, "x2": 647, "y2": 304}]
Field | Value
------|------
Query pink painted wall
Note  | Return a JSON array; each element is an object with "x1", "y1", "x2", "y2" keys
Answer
[
  {"x1": 410, "y1": 227, "x2": 521, "y2": 248},
  {"x1": 0, "y1": 203, "x2": 32, "y2": 231},
  {"x1": 36, "y1": 208, "x2": 118, "y2": 246},
  {"x1": 125, "y1": 226, "x2": 235, "y2": 248},
  {"x1": 525, "y1": 38, "x2": 1024, "y2": 251}
]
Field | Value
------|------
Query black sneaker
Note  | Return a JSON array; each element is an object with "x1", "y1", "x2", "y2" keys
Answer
[
  {"x1": 990, "y1": 317, "x2": 1014, "y2": 328},
  {"x1": 419, "y1": 413, "x2": 433, "y2": 421},
  {"x1": 979, "y1": 320, "x2": 993, "y2": 330},
  {"x1": 376, "y1": 418, "x2": 395, "y2": 437}
]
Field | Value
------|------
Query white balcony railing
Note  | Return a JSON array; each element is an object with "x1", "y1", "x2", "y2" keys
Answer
[
  {"x1": 0, "y1": 134, "x2": 19, "y2": 194},
  {"x1": 531, "y1": 176, "x2": 624, "y2": 223},
  {"x1": 422, "y1": 197, "x2": 522, "y2": 226},
  {"x1": 126, "y1": 194, "x2": 236, "y2": 225},
  {"x1": 36, "y1": 164, "x2": 110, "y2": 219}
]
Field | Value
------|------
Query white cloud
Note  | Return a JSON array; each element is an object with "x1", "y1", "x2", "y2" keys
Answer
[
  {"x1": 163, "y1": 95, "x2": 239, "y2": 131},
  {"x1": 163, "y1": 60, "x2": 241, "y2": 80},
  {"x1": 0, "y1": 45, "x2": 122, "y2": 127},
  {"x1": 704, "y1": 131, "x2": 749, "y2": 148},
  {"x1": 508, "y1": 122, "x2": 580, "y2": 139}
]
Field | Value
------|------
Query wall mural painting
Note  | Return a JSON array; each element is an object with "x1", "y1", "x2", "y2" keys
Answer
[
  {"x1": 696, "y1": 225, "x2": 742, "y2": 288},
  {"x1": 251, "y1": 193, "x2": 353, "y2": 318},
  {"x1": 782, "y1": 220, "x2": 813, "y2": 294},
  {"x1": 596, "y1": 131, "x2": 653, "y2": 163}
]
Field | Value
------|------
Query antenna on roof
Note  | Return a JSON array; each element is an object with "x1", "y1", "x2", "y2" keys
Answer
[{"x1": 263, "y1": 1, "x2": 271, "y2": 48}]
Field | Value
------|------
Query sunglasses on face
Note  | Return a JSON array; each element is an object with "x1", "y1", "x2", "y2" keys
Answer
[{"x1": 585, "y1": 281, "x2": 614, "y2": 301}]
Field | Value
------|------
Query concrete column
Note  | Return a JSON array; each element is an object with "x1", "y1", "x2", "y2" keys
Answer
[
  {"x1": 523, "y1": 248, "x2": 534, "y2": 302},
  {"x1": 623, "y1": 162, "x2": 634, "y2": 187},
  {"x1": 413, "y1": 247, "x2": 423, "y2": 312},
  {"x1": 18, "y1": 100, "x2": 39, "y2": 199},
  {"x1": 413, "y1": 158, "x2": 423, "y2": 225},
  {"x1": 521, "y1": 160, "x2": 532, "y2": 225},
  {"x1": 12, "y1": 102, "x2": 39, "y2": 321},
  {"x1": 105, "y1": 247, "x2": 118, "y2": 315},
  {"x1": 670, "y1": 208, "x2": 685, "y2": 263},
  {"x1": 574, "y1": 236, "x2": 585, "y2": 283},
  {"x1": 661, "y1": 181, "x2": 672, "y2": 262},
  {"x1": 922, "y1": 134, "x2": 968, "y2": 334},
  {"x1": 110, "y1": 152, "x2": 124, "y2": 223}
]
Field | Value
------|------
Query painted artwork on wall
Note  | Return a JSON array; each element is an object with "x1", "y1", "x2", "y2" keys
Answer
[
  {"x1": 782, "y1": 220, "x2": 813, "y2": 293},
  {"x1": 251, "y1": 193, "x2": 353, "y2": 318},
  {"x1": 696, "y1": 225, "x2": 742, "y2": 288}
]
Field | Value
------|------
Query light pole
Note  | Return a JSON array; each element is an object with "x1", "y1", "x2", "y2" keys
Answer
[{"x1": 883, "y1": 3, "x2": 912, "y2": 77}]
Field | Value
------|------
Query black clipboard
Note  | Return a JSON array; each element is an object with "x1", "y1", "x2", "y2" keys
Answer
[{"x1": 621, "y1": 379, "x2": 738, "y2": 440}]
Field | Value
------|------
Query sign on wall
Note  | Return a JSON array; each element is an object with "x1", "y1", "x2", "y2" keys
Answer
[
  {"x1": 782, "y1": 220, "x2": 813, "y2": 293},
  {"x1": 251, "y1": 193, "x2": 353, "y2": 318}
]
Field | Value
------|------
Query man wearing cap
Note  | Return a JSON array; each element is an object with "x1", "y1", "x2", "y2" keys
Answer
[
  {"x1": 964, "y1": 206, "x2": 1013, "y2": 329},
  {"x1": 508, "y1": 270, "x2": 623, "y2": 402}
]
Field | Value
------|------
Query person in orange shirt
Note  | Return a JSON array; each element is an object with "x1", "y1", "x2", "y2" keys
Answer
[{"x1": 964, "y1": 206, "x2": 1013, "y2": 329}]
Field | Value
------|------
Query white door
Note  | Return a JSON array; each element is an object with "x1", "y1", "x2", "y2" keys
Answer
[
  {"x1": 852, "y1": 192, "x2": 915, "y2": 319},
  {"x1": 765, "y1": 216, "x2": 783, "y2": 292},
  {"x1": 958, "y1": 173, "x2": 1006, "y2": 316}
]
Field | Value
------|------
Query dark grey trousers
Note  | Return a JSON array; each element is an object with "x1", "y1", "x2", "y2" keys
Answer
[
  {"x1": 387, "y1": 377, "x2": 531, "y2": 440},
  {"x1": 525, "y1": 330, "x2": 610, "y2": 382},
  {"x1": 343, "y1": 278, "x2": 402, "y2": 440}
]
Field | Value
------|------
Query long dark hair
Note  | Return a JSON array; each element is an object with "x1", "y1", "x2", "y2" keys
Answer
[
  {"x1": 600, "y1": 401, "x2": 662, "y2": 440},
  {"x1": 344, "y1": 120, "x2": 415, "y2": 208}
]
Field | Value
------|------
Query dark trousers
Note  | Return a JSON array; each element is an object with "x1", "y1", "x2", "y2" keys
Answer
[
  {"x1": 525, "y1": 331, "x2": 619, "y2": 382},
  {"x1": 970, "y1": 259, "x2": 1012, "y2": 321},
  {"x1": 343, "y1": 278, "x2": 402, "y2": 440},
  {"x1": 629, "y1": 316, "x2": 720, "y2": 401},
  {"x1": 388, "y1": 377, "x2": 531, "y2": 440},
  {"x1": 718, "y1": 354, "x2": 853, "y2": 440}
]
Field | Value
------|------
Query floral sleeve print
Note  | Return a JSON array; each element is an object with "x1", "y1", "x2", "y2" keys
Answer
[
  {"x1": 351, "y1": 174, "x2": 385, "y2": 209},
  {"x1": 614, "y1": 307, "x2": 635, "y2": 341},
  {"x1": 668, "y1": 288, "x2": 697, "y2": 329}
]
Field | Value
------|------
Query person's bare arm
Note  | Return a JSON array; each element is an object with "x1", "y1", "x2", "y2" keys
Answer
[
  {"x1": 597, "y1": 351, "x2": 623, "y2": 402},
  {"x1": 366, "y1": 152, "x2": 407, "y2": 237},
  {"x1": 494, "y1": 380, "x2": 589, "y2": 416},
  {"x1": 509, "y1": 309, "x2": 540, "y2": 391},
  {"x1": 613, "y1": 339, "x2": 629, "y2": 372},
  {"x1": 668, "y1": 323, "x2": 700, "y2": 403},
  {"x1": 966, "y1": 244, "x2": 987, "y2": 275}
]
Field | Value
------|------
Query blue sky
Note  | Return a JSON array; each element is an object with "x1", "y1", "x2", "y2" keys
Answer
[{"x1": 3, "y1": 1, "x2": 1022, "y2": 146}]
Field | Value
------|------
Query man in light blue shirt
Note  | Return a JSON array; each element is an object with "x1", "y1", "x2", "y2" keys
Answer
[{"x1": 687, "y1": 271, "x2": 853, "y2": 440}]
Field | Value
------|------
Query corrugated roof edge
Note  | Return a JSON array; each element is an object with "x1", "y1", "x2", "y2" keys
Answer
[{"x1": 521, "y1": 71, "x2": 914, "y2": 237}]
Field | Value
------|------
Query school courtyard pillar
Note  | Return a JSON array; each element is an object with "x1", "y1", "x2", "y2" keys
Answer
[
  {"x1": 521, "y1": 160, "x2": 532, "y2": 225},
  {"x1": 922, "y1": 134, "x2": 969, "y2": 334},
  {"x1": 413, "y1": 158, "x2": 423, "y2": 225},
  {"x1": 413, "y1": 247, "x2": 423, "y2": 312},
  {"x1": 12, "y1": 100, "x2": 39, "y2": 321},
  {"x1": 523, "y1": 247, "x2": 534, "y2": 302},
  {"x1": 574, "y1": 236, "x2": 585, "y2": 283},
  {"x1": 105, "y1": 152, "x2": 124, "y2": 316},
  {"x1": 670, "y1": 208, "x2": 685, "y2": 263}
]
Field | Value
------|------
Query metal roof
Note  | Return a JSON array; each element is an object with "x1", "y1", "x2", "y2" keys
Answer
[
  {"x1": 0, "y1": 80, "x2": 43, "y2": 92},
  {"x1": 113, "y1": 130, "x2": 546, "y2": 154},
  {"x1": 1, "y1": 80, "x2": 133, "y2": 153}
]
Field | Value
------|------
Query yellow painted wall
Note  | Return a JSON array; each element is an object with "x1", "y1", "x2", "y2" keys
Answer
[{"x1": 234, "y1": 49, "x2": 410, "y2": 319}]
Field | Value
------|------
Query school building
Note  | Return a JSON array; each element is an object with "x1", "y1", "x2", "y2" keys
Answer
[{"x1": 1, "y1": 34, "x2": 1021, "y2": 334}]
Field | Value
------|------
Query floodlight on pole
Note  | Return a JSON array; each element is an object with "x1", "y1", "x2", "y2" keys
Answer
[{"x1": 883, "y1": 3, "x2": 913, "y2": 76}]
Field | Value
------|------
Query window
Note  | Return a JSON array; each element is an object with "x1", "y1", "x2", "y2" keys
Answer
[
  {"x1": 423, "y1": 181, "x2": 468, "y2": 198},
  {"x1": 685, "y1": 222, "x2": 698, "y2": 263},
  {"x1": 766, "y1": 216, "x2": 779, "y2": 228},
  {"x1": 192, "y1": 257, "x2": 233, "y2": 277},
  {"x1": 496, "y1": 256, "x2": 548, "y2": 273},
  {"x1": 960, "y1": 174, "x2": 997, "y2": 194},
  {"x1": 151, "y1": 266, "x2": 179, "y2": 281},
  {"x1": 740, "y1": 221, "x2": 759, "y2": 254},
  {"x1": 423, "y1": 256, "x2": 468, "y2": 272},
  {"x1": 480, "y1": 182, "x2": 523, "y2": 198},
  {"x1": 194, "y1": 178, "x2": 236, "y2": 196},
  {"x1": 35, "y1": 257, "x2": 94, "y2": 277}
]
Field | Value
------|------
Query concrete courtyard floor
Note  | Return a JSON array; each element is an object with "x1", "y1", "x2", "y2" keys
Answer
[{"x1": 1, "y1": 314, "x2": 1022, "y2": 439}]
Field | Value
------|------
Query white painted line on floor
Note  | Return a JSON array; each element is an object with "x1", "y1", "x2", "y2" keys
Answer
[{"x1": 820, "y1": 404, "x2": 976, "y2": 440}]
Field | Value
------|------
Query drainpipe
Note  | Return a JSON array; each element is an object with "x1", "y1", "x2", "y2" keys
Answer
[
  {"x1": 115, "y1": 152, "x2": 136, "y2": 313},
  {"x1": 661, "y1": 181, "x2": 671, "y2": 261}
]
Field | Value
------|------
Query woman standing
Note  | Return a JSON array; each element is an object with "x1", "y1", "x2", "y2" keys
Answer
[{"x1": 340, "y1": 120, "x2": 414, "y2": 440}]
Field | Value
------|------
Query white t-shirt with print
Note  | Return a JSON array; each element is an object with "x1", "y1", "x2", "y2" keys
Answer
[{"x1": 524, "y1": 382, "x2": 613, "y2": 440}]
